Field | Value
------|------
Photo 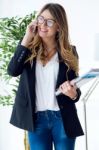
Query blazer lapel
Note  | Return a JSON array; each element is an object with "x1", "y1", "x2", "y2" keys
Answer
[{"x1": 55, "y1": 53, "x2": 69, "y2": 89}]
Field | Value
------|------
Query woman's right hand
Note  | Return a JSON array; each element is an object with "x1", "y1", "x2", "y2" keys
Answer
[{"x1": 21, "y1": 20, "x2": 38, "y2": 47}]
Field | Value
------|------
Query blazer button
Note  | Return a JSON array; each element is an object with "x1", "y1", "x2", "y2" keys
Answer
[
  {"x1": 18, "y1": 59, "x2": 20, "y2": 62},
  {"x1": 22, "y1": 51, "x2": 25, "y2": 54},
  {"x1": 60, "y1": 105, "x2": 63, "y2": 109},
  {"x1": 20, "y1": 53, "x2": 23, "y2": 56}
]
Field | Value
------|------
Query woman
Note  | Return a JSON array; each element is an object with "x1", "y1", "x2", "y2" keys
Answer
[{"x1": 7, "y1": 3, "x2": 84, "y2": 150}]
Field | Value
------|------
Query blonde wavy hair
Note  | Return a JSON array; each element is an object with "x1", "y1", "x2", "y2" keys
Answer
[{"x1": 27, "y1": 3, "x2": 79, "y2": 74}]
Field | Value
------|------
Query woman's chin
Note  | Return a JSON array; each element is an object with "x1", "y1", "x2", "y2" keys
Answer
[
  {"x1": 39, "y1": 33, "x2": 48, "y2": 39},
  {"x1": 38, "y1": 30, "x2": 48, "y2": 37}
]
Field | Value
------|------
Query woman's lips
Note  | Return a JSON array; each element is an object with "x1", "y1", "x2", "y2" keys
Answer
[{"x1": 40, "y1": 28, "x2": 48, "y2": 32}]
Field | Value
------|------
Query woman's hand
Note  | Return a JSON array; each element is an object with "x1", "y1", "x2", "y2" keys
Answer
[
  {"x1": 59, "y1": 81, "x2": 78, "y2": 100},
  {"x1": 21, "y1": 20, "x2": 38, "y2": 47}
]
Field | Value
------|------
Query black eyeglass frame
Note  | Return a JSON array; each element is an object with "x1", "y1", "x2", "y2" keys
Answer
[{"x1": 37, "y1": 15, "x2": 56, "y2": 27}]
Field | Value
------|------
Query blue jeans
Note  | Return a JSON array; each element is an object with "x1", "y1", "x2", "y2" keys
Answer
[{"x1": 28, "y1": 110, "x2": 76, "y2": 150}]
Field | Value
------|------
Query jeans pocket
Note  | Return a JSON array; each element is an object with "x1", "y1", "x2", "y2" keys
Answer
[{"x1": 54, "y1": 111, "x2": 62, "y2": 120}]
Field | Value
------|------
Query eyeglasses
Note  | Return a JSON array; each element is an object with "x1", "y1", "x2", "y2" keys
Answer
[{"x1": 37, "y1": 15, "x2": 56, "y2": 27}]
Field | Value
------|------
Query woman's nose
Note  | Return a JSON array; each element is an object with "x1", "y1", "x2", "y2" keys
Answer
[{"x1": 42, "y1": 20, "x2": 47, "y2": 26}]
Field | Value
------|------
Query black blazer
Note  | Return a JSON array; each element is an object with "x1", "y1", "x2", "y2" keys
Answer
[{"x1": 7, "y1": 44, "x2": 84, "y2": 138}]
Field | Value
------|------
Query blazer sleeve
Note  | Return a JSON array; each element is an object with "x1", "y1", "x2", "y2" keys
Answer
[
  {"x1": 65, "y1": 68, "x2": 81, "y2": 103},
  {"x1": 67, "y1": 46, "x2": 81, "y2": 103},
  {"x1": 7, "y1": 43, "x2": 31, "y2": 77}
]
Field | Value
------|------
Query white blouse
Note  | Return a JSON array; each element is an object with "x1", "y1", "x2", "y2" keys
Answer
[{"x1": 35, "y1": 52, "x2": 60, "y2": 112}]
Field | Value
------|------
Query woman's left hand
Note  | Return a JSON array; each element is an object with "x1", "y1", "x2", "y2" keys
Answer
[{"x1": 59, "y1": 81, "x2": 78, "y2": 100}]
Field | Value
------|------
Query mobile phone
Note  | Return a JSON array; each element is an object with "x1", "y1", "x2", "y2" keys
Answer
[{"x1": 33, "y1": 25, "x2": 38, "y2": 34}]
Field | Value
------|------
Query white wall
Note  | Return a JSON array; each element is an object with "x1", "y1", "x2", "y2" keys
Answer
[
  {"x1": 0, "y1": 0, "x2": 99, "y2": 67},
  {"x1": 0, "y1": 0, "x2": 99, "y2": 150},
  {"x1": 0, "y1": 106, "x2": 24, "y2": 150}
]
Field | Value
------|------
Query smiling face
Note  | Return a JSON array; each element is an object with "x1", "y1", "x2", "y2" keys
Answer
[{"x1": 37, "y1": 9, "x2": 59, "y2": 40}]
